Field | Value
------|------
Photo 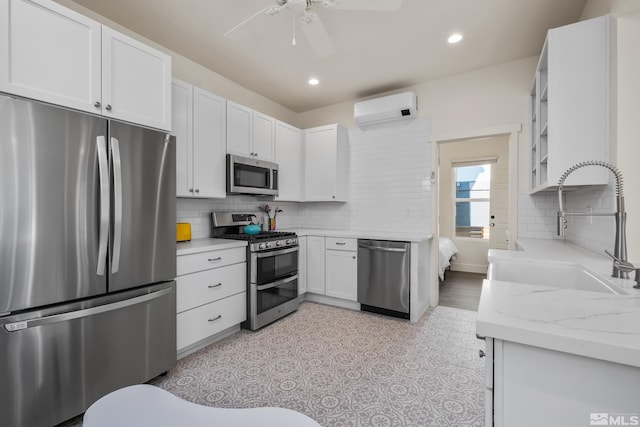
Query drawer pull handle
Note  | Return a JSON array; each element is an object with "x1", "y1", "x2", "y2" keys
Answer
[
  {"x1": 479, "y1": 349, "x2": 486, "y2": 358},
  {"x1": 208, "y1": 315, "x2": 222, "y2": 322},
  {"x1": 208, "y1": 283, "x2": 222, "y2": 289},
  {"x1": 208, "y1": 257, "x2": 222, "y2": 262},
  {"x1": 336, "y1": 242, "x2": 346, "y2": 246}
]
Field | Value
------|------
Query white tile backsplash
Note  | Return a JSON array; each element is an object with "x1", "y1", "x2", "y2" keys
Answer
[
  {"x1": 517, "y1": 182, "x2": 617, "y2": 255},
  {"x1": 176, "y1": 118, "x2": 433, "y2": 238},
  {"x1": 177, "y1": 197, "x2": 299, "y2": 239}
]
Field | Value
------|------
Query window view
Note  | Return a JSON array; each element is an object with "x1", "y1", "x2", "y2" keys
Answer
[{"x1": 454, "y1": 163, "x2": 491, "y2": 239}]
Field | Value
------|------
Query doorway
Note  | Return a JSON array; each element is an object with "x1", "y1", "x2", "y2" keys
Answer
[{"x1": 438, "y1": 135, "x2": 510, "y2": 274}]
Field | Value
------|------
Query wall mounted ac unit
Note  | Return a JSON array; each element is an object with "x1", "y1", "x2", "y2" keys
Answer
[{"x1": 354, "y1": 91, "x2": 417, "y2": 128}]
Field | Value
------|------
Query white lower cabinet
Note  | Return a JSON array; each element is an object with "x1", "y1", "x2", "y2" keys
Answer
[
  {"x1": 176, "y1": 292, "x2": 246, "y2": 352},
  {"x1": 325, "y1": 238, "x2": 357, "y2": 301},
  {"x1": 306, "y1": 236, "x2": 325, "y2": 294},
  {"x1": 487, "y1": 338, "x2": 640, "y2": 427},
  {"x1": 176, "y1": 246, "x2": 246, "y2": 356},
  {"x1": 305, "y1": 236, "x2": 357, "y2": 302}
]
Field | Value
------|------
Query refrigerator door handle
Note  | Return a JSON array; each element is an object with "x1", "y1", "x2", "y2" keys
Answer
[
  {"x1": 96, "y1": 136, "x2": 110, "y2": 276},
  {"x1": 3, "y1": 287, "x2": 173, "y2": 332},
  {"x1": 111, "y1": 137, "x2": 123, "y2": 274}
]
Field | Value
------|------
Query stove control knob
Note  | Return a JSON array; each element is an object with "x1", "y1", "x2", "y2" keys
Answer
[
  {"x1": 276, "y1": 241, "x2": 282, "y2": 247},
  {"x1": 259, "y1": 243, "x2": 265, "y2": 249},
  {"x1": 265, "y1": 242, "x2": 271, "y2": 248}
]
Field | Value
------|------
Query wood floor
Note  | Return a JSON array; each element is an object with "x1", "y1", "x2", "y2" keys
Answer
[{"x1": 438, "y1": 270, "x2": 485, "y2": 311}]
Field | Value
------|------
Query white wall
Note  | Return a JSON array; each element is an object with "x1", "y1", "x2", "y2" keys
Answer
[{"x1": 297, "y1": 57, "x2": 536, "y2": 137}]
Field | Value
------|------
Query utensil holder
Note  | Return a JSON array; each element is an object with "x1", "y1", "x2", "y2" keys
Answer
[{"x1": 268, "y1": 218, "x2": 276, "y2": 231}]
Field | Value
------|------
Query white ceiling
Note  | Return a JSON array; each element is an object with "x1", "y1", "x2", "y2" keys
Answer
[{"x1": 68, "y1": 0, "x2": 587, "y2": 113}]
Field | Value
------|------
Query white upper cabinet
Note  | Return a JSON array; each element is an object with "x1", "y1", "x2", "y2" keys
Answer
[
  {"x1": 101, "y1": 27, "x2": 171, "y2": 131},
  {"x1": 0, "y1": 0, "x2": 171, "y2": 131},
  {"x1": 529, "y1": 15, "x2": 610, "y2": 192},
  {"x1": 171, "y1": 79, "x2": 226, "y2": 198},
  {"x1": 0, "y1": 0, "x2": 101, "y2": 113},
  {"x1": 305, "y1": 124, "x2": 349, "y2": 202},
  {"x1": 226, "y1": 101, "x2": 275, "y2": 162},
  {"x1": 274, "y1": 120, "x2": 304, "y2": 201},
  {"x1": 226, "y1": 101, "x2": 252, "y2": 156}
]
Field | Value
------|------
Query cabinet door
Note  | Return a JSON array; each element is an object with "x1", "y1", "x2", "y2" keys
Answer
[
  {"x1": 305, "y1": 126, "x2": 337, "y2": 201},
  {"x1": 0, "y1": 0, "x2": 101, "y2": 113},
  {"x1": 171, "y1": 79, "x2": 193, "y2": 197},
  {"x1": 101, "y1": 26, "x2": 172, "y2": 131},
  {"x1": 252, "y1": 111, "x2": 275, "y2": 161},
  {"x1": 306, "y1": 236, "x2": 326, "y2": 294},
  {"x1": 325, "y1": 250, "x2": 357, "y2": 301},
  {"x1": 193, "y1": 87, "x2": 226, "y2": 198},
  {"x1": 226, "y1": 101, "x2": 252, "y2": 156},
  {"x1": 275, "y1": 121, "x2": 304, "y2": 201},
  {"x1": 298, "y1": 237, "x2": 307, "y2": 295}
]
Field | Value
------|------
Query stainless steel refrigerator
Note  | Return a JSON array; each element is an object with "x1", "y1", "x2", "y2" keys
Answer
[{"x1": 0, "y1": 94, "x2": 177, "y2": 427}]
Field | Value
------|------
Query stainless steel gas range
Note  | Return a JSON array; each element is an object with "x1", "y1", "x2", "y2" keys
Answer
[{"x1": 212, "y1": 212, "x2": 299, "y2": 330}]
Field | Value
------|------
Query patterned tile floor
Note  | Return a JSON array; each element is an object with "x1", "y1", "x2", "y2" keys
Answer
[{"x1": 62, "y1": 302, "x2": 485, "y2": 426}]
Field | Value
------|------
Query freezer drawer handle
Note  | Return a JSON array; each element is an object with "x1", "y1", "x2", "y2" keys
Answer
[
  {"x1": 335, "y1": 242, "x2": 346, "y2": 246},
  {"x1": 96, "y1": 136, "x2": 110, "y2": 276},
  {"x1": 208, "y1": 315, "x2": 222, "y2": 322},
  {"x1": 357, "y1": 244, "x2": 407, "y2": 253},
  {"x1": 3, "y1": 287, "x2": 173, "y2": 332},
  {"x1": 208, "y1": 283, "x2": 222, "y2": 289},
  {"x1": 208, "y1": 257, "x2": 222, "y2": 262}
]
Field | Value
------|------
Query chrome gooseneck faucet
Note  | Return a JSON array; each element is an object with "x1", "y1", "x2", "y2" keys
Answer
[{"x1": 556, "y1": 160, "x2": 629, "y2": 279}]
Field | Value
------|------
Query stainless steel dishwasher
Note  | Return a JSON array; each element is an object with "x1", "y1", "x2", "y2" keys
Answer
[{"x1": 357, "y1": 239, "x2": 410, "y2": 319}]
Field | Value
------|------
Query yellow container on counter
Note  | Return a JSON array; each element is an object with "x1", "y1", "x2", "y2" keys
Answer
[{"x1": 176, "y1": 223, "x2": 191, "y2": 242}]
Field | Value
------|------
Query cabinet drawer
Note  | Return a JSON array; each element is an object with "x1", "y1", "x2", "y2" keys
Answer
[
  {"x1": 176, "y1": 292, "x2": 246, "y2": 351},
  {"x1": 176, "y1": 263, "x2": 246, "y2": 313},
  {"x1": 177, "y1": 247, "x2": 246, "y2": 275},
  {"x1": 325, "y1": 237, "x2": 357, "y2": 251}
]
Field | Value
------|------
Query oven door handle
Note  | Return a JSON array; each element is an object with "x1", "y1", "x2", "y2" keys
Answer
[
  {"x1": 256, "y1": 274, "x2": 298, "y2": 291},
  {"x1": 256, "y1": 246, "x2": 299, "y2": 258}
]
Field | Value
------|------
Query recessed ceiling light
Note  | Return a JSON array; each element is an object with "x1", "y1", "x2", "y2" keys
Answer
[
  {"x1": 448, "y1": 33, "x2": 463, "y2": 44},
  {"x1": 308, "y1": 78, "x2": 319, "y2": 86}
]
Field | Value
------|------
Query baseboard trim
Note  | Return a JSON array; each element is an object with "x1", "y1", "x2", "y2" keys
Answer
[{"x1": 451, "y1": 263, "x2": 488, "y2": 274}]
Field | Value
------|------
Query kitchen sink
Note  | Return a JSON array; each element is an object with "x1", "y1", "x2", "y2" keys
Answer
[{"x1": 487, "y1": 258, "x2": 627, "y2": 295}]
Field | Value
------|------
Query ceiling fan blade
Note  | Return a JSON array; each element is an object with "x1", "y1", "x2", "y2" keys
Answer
[
  {"x1": 298, "y1": 12, "x2": 335, "y2": 58},
  {"x1": 332, "y1": 0, "x2": 402, "y2": 11},
  {"x1": 224, "y1": 5, "x2": 283, "y2": 40}
]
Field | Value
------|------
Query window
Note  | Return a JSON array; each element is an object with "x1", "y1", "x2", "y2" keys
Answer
[{"x1": 454, "y1": 162, "x2": 492, "y2": 239}]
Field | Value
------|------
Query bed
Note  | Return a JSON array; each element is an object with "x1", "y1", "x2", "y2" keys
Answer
[{"x1": 438, "y1": 236, "x2": 459, "y2": 281}]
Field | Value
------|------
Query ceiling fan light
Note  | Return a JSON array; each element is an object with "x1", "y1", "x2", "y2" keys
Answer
[{"x1": 308, "y1": 78, "x2": 319, "y2": 85}]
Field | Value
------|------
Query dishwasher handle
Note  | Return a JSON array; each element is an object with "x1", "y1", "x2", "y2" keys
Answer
[{"x1": 358, "y1": 243, "x2": 408, "y2": 253}]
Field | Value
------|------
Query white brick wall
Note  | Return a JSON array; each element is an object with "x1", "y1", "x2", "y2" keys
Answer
[
  {"x1": 176, "y1": 118, "x2": 433, "y2": 238},
  {"x1": 177, "y1": 197, "x2": 299, "y2": 239},
  {"x1": 299, "y1": 118, "x2": 432, "y2": 233},
  {"x1": 517, "y1": 182, "x2": 617, "y2": 255}
]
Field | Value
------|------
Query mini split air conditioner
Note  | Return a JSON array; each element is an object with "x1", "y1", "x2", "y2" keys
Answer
[{"x1": 353, "y1": 91, "x2": 417, "y2": 128}]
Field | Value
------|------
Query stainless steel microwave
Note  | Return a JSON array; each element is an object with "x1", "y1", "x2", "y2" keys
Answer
[{"x1": 227, "y1": 154, "x2": 278, "y2": 196}]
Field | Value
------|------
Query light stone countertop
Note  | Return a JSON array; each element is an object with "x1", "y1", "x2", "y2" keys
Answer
[
  {"x1": 282, "y1": 228, "x2": 433, "y2": 243},
  {"x1": 176, "y1": 238, "x2": 247, "y2": 256},
  {"x1": 476, "y1": 238, "x2": 640, "y2": 367}
]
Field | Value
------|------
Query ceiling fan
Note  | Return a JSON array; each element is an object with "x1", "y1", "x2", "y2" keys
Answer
[{"x1": 223, "y1": 0, "x2": 403, "y2": 58}]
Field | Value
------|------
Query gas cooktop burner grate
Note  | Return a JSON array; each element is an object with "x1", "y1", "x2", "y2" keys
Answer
[{"x1": 219, "y1": 231, "x2": 296, "y2": 241}]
